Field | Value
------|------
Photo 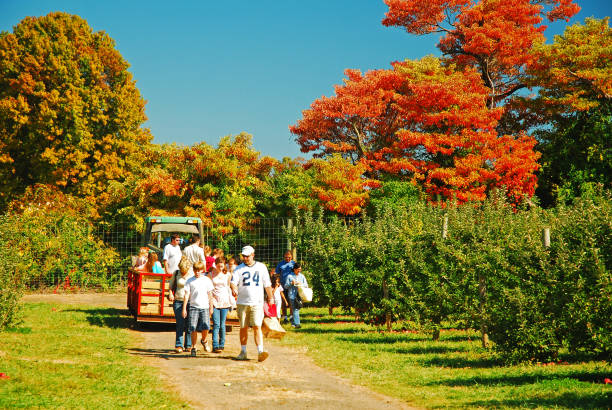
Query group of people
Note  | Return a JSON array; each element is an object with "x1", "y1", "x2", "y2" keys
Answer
[{"x1": 135, "y1": 233, "x2": 307, "y2": 362}]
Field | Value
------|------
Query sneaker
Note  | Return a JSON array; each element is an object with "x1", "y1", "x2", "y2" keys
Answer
[
  {"x1": 190, "y1": 347, "x2": 197, "y2": 357},
  {"x1": 258, "y1": 351, "x2": 269, "y2": 362},
  {"x1": 295, "y1": 325, "x2": 302, "y2": 329},
  {"x1": 202, "y1": 340, "x2": 211, "y2": 353},
  {"x1": 236, "y1": 351, "x2": 248, "y2": 361},
  {"x1": 175, "y1": 346, "x2": 183, "y2": 353}
]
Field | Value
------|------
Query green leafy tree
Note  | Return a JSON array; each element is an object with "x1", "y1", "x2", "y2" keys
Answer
[
  {"x1": 0, "y1": 12, "x2": 151, "y2": 211},
  {"x1": 528, "y1": 18, "x2": 612, "y2": 205}
]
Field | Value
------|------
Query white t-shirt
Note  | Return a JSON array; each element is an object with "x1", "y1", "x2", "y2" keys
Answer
[
  {"x1": 183, "y1": 243, "x2": 205, "y2": 266},
  {"x1": 184, "y1": 275, "x2": 214, "y2": 309},
  {"x1": 163, "y1": 243, "x2": 182, "y2": 273},
  {"x1": 231, "y1": 261, "x2": 271, "y2": 306}
]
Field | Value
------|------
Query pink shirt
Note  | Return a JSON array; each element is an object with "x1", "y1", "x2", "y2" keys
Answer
[{"x1": 210, "y1": 271, "x2": 231, "y2": 308}]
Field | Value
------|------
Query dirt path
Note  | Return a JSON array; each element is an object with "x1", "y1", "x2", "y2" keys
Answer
[{"x1": 23, "y1": 293, "x2": 415, "y2": 409}]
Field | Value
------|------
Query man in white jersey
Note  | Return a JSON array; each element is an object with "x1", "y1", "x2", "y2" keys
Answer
[
  {"x1": 163, "y1": 234, "x2": 183, "y2": 275},
  {"x1": 230, "y1": 245, "x2": 274, "y2": 362}
]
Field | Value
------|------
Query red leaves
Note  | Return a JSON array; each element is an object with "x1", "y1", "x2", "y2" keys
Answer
[
  {"x1": 0, "y1": 373, "x2": 9, "y2": 380},
  {"x1": 291, "y1": 57, "x2": 540, "y2": 205},
  {"x1": 383, "y1": 0, "x2": 580, "y2": 105}
]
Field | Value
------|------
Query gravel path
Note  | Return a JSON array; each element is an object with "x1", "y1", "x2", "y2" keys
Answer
[{"x1": 23, "y1": 293, "x2": 416, "y2": 409}]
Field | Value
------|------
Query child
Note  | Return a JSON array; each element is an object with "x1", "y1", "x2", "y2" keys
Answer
[
  {"x1": 144, "y1": 252, "x2": 164, "y2": 273},
  {"x1": 210, "y1": 256, "x2": 231, "y2": 352},
  {"x1": 286, "y1": 263, "x2": 308, "y2": 329},
  {"x1": 227, "y1": 257, "x2": 238, "y2": 309},
  {"x1": 204, "y1": 246, "x2": 215, "y2": 273},
  {"x1": 133, "y1": 247, "x2": 149, "y2": 271},
  {"x1": 182, "y1": 261, "x2": 214, "y2": 356},
  {"x1": 272, "y1": 275, "x2": 287, "y2": 321}
]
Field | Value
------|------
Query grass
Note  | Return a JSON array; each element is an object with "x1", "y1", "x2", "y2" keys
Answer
[
  {"x1": 279, "y1": 307, "x2": 612, "y2": 409},
  {"x1": 0, "y1": 303, "x2": 187, "y2": 409}
]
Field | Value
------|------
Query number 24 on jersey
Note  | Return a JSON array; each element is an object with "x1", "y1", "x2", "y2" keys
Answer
[{"x1": 242, "y1": 271, "x2": 260, "y2": 286}]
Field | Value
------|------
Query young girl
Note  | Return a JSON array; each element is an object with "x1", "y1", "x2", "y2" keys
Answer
[
  {"x1": 204, "y1": 246, "x2": 215, "y2": 273},
  {"x1": 210, "y1": 256, "x2": 231, "y2": 352},
  {"x1": 144, "y1": 252, "x2": 164, "y2": 273},
  {"x1": 272, "y1": 275, "x2": 288, "y2": 321}
]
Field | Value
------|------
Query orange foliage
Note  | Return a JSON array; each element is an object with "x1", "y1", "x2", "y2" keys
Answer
[
  {"x1": 382, "y1": 0, "x2": 580, "y2": 106},
  {"x1": 291, "y1": 57, "x2": 540, "y2": 204},
  {"x1": 309, "y1": 155, "x2": 380, "y2": 215}
]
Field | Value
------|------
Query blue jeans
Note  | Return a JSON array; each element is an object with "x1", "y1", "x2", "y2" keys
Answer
[
  {"x1": 173, "y1": 300, "x2": 191, "y2": 349},
  {"x1": 290, "y1": 299, "x2": 301, "y2": 326},
  {"x1": 212, "y1": 307, "x2": 228, "y2": 349}
]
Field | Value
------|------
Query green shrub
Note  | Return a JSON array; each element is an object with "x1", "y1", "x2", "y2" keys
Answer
[
  {"x1": 295, "y1": 190, "x2": 612, "y2": 363},
  {"x1": 546, "y1": 194, "x2": 612, "y2": 358},
  {"x1": 0, "y1": 210, "x2": 123, "y2": 289},
  {"x1": 0, "y1": 217, "x2": 27, "y2": 329}
]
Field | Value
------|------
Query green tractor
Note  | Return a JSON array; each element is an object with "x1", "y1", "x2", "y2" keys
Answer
[{"x1": 143, "y1": 216, "x2": 204, "y2": 257}]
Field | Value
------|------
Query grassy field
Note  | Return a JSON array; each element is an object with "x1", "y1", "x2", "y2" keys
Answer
[
  {"x1": 280, "y1": 308, "x2": 612, "y2": 409},
  {"x1": 0, "y1": 303, "x2": 187, "y2": 409}
]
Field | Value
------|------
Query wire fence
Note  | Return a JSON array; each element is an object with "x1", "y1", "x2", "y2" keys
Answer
[
  {"x1": 202, "y1": 218, "x2": 300, "y2": 268},
  {"x1": 23, "y1": 217, "x2": 299, "y2": 289},
  {"x1": 102, "y1": 218, "x2": 299, "y2": 283}
]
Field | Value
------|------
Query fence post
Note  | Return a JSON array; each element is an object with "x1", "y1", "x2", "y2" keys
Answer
[
  {"x1": 542, "y1": 227, "x2": 551, "y2": 248},
  {"x1": 287, "y1": 218, "x2": 296, "y2": 260},
  {"x1": 383, "y1": 279, "x2": 391, "y2": 331},
  {"x1": 442, "y1": 214, "x2": 448, "y2": 239}
]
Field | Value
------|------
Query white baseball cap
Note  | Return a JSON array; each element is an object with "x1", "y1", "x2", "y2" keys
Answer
[{"x1": 241, "y1": 245, "x2": 255, "y2": 256}]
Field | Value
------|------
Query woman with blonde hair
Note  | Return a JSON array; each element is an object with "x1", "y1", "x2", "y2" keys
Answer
[{"x1": 168, "y1": 257, "x2": 193, "y2": 352}]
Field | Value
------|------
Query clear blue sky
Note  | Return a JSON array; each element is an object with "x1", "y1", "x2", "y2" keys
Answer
[{"x1": 1, "y1": 0, "x2": 610, "y2": 160}]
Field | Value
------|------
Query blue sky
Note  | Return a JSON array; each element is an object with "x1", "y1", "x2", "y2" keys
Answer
[{"x1": 1, "y1": 0, "x2": 610, "y2": 160}]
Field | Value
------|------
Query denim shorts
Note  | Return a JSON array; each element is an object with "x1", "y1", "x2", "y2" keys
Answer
[{"x1": 187, "y1": 306, "x2": 210, "y2": 332}]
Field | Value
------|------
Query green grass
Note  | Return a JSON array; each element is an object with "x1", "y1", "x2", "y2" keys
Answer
[
  {"x1": 0, "y1": 303, "x2": 187, "y2": 409},
  {"x1": 280, "y1": 308, "x2": 612, "y2": 409}
]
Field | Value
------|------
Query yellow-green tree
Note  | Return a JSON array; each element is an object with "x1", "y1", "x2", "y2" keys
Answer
[{"x1": 0, "y1": 12, "x2": 151, "y2": 211}]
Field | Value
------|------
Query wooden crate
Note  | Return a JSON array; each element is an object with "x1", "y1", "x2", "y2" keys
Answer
[
  {"x1": 140, "y1": 295, "x2": 162, "y2": 304},
  {"x1": 140, "y1": 304, "x2": 161, "y2": 314},
  {"x1": 141, "y1": 281, "x2": 170, "y2": 290}
]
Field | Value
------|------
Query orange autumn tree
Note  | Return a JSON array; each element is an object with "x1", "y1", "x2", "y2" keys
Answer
[
  {"x1": 291, "y1": 57, "x2": 540, "y2": 203},
  {"x1": 309, "y1": 155, "x2": 380, "y2": 215},
  {"x1": 382, "y1": 0, "x2": 580, "y2": 108},
  {"x1": 0, "y1": 13, "x2": 151, "y2": 211},
  {"x1": 109, "y1": 133, "x2": 279, "y2": 236}
]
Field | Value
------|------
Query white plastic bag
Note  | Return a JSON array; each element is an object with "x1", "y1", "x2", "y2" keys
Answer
[{"x1": 298, "y1": 286, "x2": 313, "y2": 303}]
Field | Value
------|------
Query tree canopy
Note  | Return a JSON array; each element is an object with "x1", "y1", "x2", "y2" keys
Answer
[
  {"x1": 382, "y1": 0, "x2": 580, "y2": 108},
  {"x1": 291, "y1": 57, "x2": 540, "y2": 204},
  {"x1": 0, "y1": 12, "x2": 151, "y2": 211}
]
